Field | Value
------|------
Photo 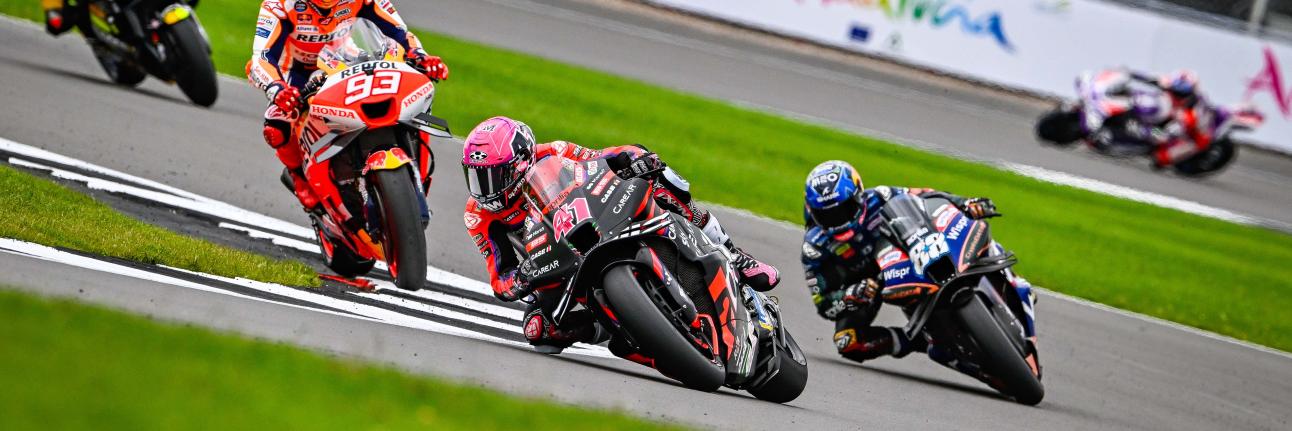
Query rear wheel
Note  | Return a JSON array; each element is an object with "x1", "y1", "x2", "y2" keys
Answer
[
  {"x1": 1173, "y1": 139, "x2": 1236, "y2": 178},
  {"x1": 956, "y1": 294, "x2": 1044, "y2": 405},
  {"x1": 603, "y1": 264, "x2": 725, "y2": 392},
  {"x1": 165, "y1": 18, "x2": 218, "y2": 107},
  {"x1": 1035, "y1": 108, "x2": 1084, "y2": 146},
  {"x1": 747, "y1": 330, "x2": 808, "y2": 403},
  {"x1": 371, "y1": 166, "x2": 427, "y2": 291},
  {"x1": 87, "y1": 38, "x2": 146, "y2": 86}
]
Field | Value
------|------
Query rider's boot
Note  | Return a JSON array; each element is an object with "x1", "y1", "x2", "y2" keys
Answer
[
  {"x1": 523, "y1": 308, "x2": 607, "y2": 354},
  {"x1": 265, "y1": 120, "x2": 320, "y2": 211},
  {"x1": 280, "y1": 167, "x2": 320, "y2": 210},
  {"x1": 835, "y1": 326, "x2": 920, "y2": 363},
  {"x1": 1152, "y1": 137, "x2": 1195, "y2": 170},
  {"x1": 701, "y1": 215, "x2": 780, "y2": 291}
]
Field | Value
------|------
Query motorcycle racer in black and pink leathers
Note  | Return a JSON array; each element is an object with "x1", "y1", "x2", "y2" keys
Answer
[{"x1": 460, "y1": 116, "x2": 780, "y2": 354}]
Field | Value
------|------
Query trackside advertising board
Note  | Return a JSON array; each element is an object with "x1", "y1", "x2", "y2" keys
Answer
[{"x1": 645, "y1": 0, "x2": 1292, "y2": 153}]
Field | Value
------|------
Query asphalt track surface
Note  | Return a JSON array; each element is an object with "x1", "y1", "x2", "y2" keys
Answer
[
  {"x1": 405, "y1": 0, "x2": 1292, "y2": 228},
  {"x1": 0, "y1": 6, "x2": 1290, "y2": 431}
]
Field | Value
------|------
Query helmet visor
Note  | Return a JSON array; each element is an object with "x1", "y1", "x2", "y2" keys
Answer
[
  {"x1": 809, "y1": 199, "x2": 861, "y2": 232},
  {"x1": 464, "y1": 163, "x2": 518, "y2": 202}
]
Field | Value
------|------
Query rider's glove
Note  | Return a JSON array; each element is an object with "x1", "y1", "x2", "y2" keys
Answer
[
  {"x1": 407, "y1": 49, "x2": 449, "y2": 81},
  {"x1": 841, "y1": 279, "x2": 879, "y2": 310},
  {"x1": 266, "y1": 81, "x2": 302, "y2": 116},
  {"x1": 614, "y1": 152, "x2": 667, "y2": 179},
  {"x1": 960, "y1": 197, "x2": 1000, "y2": 219},
  {"x1": 495, "y1": 269, "x2": 533, "y2": 302}
]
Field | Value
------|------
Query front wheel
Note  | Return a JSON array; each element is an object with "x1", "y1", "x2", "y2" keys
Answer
[
  {"x1": 956, "y1": 294, "x2": 1044, "y2": 405},
  {"x1": 747, "y1": 330, "x2": 808, "y2": 403},
  {"x1": 165, "y1": 18, "x2": 218, "y2": 107},
  {"x1": 1173, "y1": 139, "x2": 1236, "y2": 178},
  {"x1": 603, "y1": 264, "x2": 725, "y2": 392},
  {"x1": 371, "y1": 166, "x2": 427, "y2": 291},
  {"x1": 1035, "y1": 108, "x2": 1085, "y2": 146}
]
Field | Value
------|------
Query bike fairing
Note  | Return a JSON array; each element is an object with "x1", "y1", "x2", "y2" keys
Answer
[
  {"x1": 464, "y1": 140, "x2": 639, "y2": 300},
  {"x1": 249, "y1": 0, "x2": 446, "y2": 212}
]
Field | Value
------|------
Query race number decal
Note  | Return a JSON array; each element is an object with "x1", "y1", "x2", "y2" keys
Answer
[
  {"x1": 909, "y1": 232, "x2": 950, "y2": 275},
  {"x1": 344, "y1": 70, "x2": 401, "y2": 105},
  {"x1": 551, "y1": 197, "x2": 592, "y2": 239}
]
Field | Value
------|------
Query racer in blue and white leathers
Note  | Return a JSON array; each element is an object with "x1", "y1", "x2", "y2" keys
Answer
[{"x1": 800, "y1": 160, "x2": 1037, "y2": 382}]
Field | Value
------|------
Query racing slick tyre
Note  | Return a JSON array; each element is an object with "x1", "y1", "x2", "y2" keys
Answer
[
  {"x1": 956, "y1": 294, "x2": 1045, "y2": 405},
  {"x1": 1172, "y1": 138, "x2": 1236, "y2": 178},
  {"x1": 87, "y1": 38, "x2": 146, "y2": 87},
  {"x1": 747, "y1": 330, "x2": 809, "y2": 404},
  {"x1": 166, "y1": 18, "x2": 218, "y2": 107},
  {"x1": 371, "y1": 165, "x2": 427, "y2": 291},
  {"x1": 1035, "y1": 108, "x2": 1084, "y2": 146},
  {"x1": 603, "y1": 263, "x2": 725, "y2": 392}
]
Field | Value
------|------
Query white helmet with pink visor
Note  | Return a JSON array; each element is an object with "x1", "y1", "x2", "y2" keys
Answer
[{"x1": 461, "y1": 116, "x2": 536, "y2": 211}]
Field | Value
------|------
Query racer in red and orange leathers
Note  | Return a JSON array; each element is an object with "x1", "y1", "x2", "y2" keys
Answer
[
  {"x1": 247, "y1": 0, "x2": 448, "y2": 211},
  {"x1": 461, "y1": 117, "x2": 780, "y2": 355}
]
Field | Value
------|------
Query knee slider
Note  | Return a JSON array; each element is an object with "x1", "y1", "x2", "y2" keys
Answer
[{"x1": 263, "y1": 121, "x2": 291, "y2": 149}]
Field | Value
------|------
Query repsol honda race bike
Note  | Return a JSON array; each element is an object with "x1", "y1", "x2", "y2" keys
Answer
[
  {"x1": 287, "y1": 20, "x2": 450, "y2": 291},
  {"x1": 70, "y1": 0, "x2": 218, "y2": 106},
  {"x1": 1036, "y1": 72, "x2": 1263, "y2": 177},
  {"x1": 513, "y1": 155, "x2": 808, "y2": 403},
  {"x1": 873, "y1": 194, "x2": 1043, "y2": 405}
]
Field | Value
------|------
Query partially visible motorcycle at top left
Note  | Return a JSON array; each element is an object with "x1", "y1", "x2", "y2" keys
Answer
[{"x1": 58, "y1": 0, "x2": 218, "y2": 106}]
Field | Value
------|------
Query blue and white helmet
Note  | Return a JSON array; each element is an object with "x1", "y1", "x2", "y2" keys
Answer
[{"x1": 804, "y1": 160, "x2": 865, "y2": 233}]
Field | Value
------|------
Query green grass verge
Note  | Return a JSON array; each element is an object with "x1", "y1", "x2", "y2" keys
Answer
[
  {"x1": 0, "y1": 165, "x2": 318, "y2": 286},
  {"x1": 0, "y1": 288, "x2": 686, "y2": 431},
  {"x1": 3, "y1": 1, "x2": 1290, "y2": 351}
]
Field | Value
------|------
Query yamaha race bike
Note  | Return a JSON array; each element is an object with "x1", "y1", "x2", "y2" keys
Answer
[
  {"x1": 514, "y1": 155, "x2": 808, "y2": 403},
  {"x1": 873, "y1": 194, "x2": 1043, "y2": 405},
  {"x1": 1036, "y1": 72, "x2": 1263, "y2": 177},
  {"x1": 288, "y1": 20, "x2": 450, "y2": 291},
  {"x1": 71, "y1": 0, "x2": 218, "y2": 106}
]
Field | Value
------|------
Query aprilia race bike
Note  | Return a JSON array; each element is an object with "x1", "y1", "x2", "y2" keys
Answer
[
  {"x1": 1036, "y1": 72, "x2": 1263, "y2": 177},
  {"x1": 514, "y1": 155, "x2": 808, "y2": 403},
  {"x1": 288, "y1": 20, "x2": 450, "y2": 291},
  {"x1": 873, "y1": 194, "x2": 1043, "y2": 405},
  {"x1": 71, "y1": 0, "x2": 218, "y2": 106}
]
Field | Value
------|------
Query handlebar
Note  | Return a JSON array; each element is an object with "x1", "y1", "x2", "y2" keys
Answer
[{"x1": 405, "y1": 58, "x2": 440, "y2": 83}]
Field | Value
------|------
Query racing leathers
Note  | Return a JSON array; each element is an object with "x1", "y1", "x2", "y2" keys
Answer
[
  {"x1": 464, "y1": 141, "x2": 776, "y2": 354},
  {"x1": 802, "y1": 186, "x2": 1037, "y2": 382},
  {"x1": 247, "y1": 0, "x2": 446, "y2": 209},
  {"x1": 1083, "y1": 69, "x2": 1212, "y2": 167}
]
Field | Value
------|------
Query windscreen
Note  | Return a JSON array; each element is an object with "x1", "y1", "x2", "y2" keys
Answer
[
  {"x1": 523, "y1": 156, "x2": 586, "y2": 214},
  {"x1": 316, "y1": 19, "x2": 399, "y2": 71},
  {"x1": 879, "y1": 194, "x2": 933, "y2": 245}
]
